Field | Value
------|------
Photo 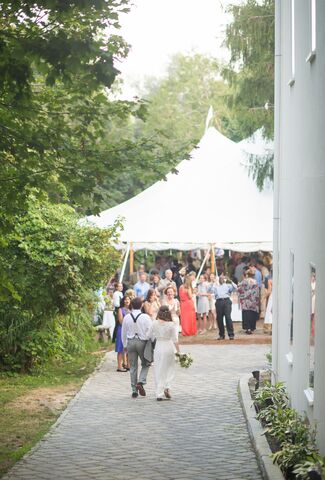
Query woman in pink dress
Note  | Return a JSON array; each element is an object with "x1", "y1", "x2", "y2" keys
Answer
[{"x1": 179, "y1": 275, "x2": 197, "y2": 336}]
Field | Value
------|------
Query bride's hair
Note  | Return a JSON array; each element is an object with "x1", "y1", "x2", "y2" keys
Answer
[{"x1": 157, "y1": 305, "x2": 172, "y2": 322}]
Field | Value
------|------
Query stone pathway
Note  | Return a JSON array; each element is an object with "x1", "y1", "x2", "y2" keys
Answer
[{"x1": 4, "y1": 345, "x2": 268, "y2": 480}]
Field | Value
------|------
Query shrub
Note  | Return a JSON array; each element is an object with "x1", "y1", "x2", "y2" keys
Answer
[
  {"x1": 254, "y1": 380, "x2": 320, "y2": 479},
  {"x1": 0, "y1": 196, "x2": 120, "y2": 371}
]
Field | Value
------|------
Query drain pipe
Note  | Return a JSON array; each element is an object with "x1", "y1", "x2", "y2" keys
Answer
[{"x1": 272, "y1": 0, "x2": 282, "y2": 382}]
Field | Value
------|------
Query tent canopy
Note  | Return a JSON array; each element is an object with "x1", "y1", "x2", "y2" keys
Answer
[{"x1": 87, "y1": 127, "x2": 273, "y2": 252}]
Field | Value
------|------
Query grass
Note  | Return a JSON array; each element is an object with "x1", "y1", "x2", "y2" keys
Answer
[{"x1": 0, "y1": 342, "x2": 111, "y2": 478}]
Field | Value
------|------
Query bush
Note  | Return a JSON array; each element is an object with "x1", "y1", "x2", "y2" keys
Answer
[
  {"x1": 254, "y1": 381, "x2": 321, "y2": 479},
  {"x1": 0, "y1": 195, "x2": 120, "y2": 371}
]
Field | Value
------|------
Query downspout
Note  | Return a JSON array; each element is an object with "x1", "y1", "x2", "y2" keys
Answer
[{"x1": 272, "y1": 0, "x2": 282, "y2": 381}]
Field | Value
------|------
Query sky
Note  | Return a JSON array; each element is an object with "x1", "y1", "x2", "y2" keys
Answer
[{"x1": 116, "y1": 0, "x2": 240, "y2": 98}]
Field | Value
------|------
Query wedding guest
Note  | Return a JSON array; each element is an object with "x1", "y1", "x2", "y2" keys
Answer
[
  {"x1": 204, "y1": 267, "x2": 212, "y2": 279},
  {"x1": 174, "y1": 266, "x2": 187, "y2": 296},
  {"x1": 133, "y1": 272, "x2": 150, "y2": 300},
  {"x1": 150, "y1": 306, "x2": 180, "y2": 401},
  {"x1": 143, "y1": 288, "x2": 161, "y2": 320},
  {"x1": 158, "y1": 269, "x2": 177, "y2": 297},
  {"x1": 125, "y1": 288, "x2": 136, "y2": 300},
  {"x1": 207, "y1": 273, "x2": 219, "y2": 330},
  {"x1": 112, "y1": 282, "x2": 125, "y2": 343},
  {"x1": 150, "y1": 272, "x2": 161, "y2": 298},
  {"x1": 102, "y1": 287, "x2": 115, "y2": 340},
  {"x1": 115, "y1": 296, "x2": 131, "y2": 372},
  {"x1": 188, "y1": 270, "x2": 198, "y2": 317},
  {"x1": 256, "y1": 259, "x2": 270, "y2": 319},
  {"x1": 113, "y1": 282, "x2": 123, "y2": 309},
  {"x1": 197, "y1": 274, "x2": 210, "y2": 334},
  {"x1": 129, "y1": 264, "x2": 147, "y2": 286},
  {"x1": 237, "y1": 268, "x2": 260, "y2": 334},
  {"x1": 210, "y1": 275, "x2": 237, "y2": 340},
  {"x1": 179, "y1": 275, "x2": 197, "y2": 336},
  {"x1": 122, "y1": 297, "x2": 152, "y2": 398},
  {"x1": 264, "y1": 269, "x2": 273, "y2": 334},
  {"x1": 162, "y1": 286, "x2": 181, "y2": 335},
  {"x1": 234, "y1": 256, "x2": 249, "y2": 284},
  {"x1": 159, "y1": 256, "x2": 170, "y2": 278}
]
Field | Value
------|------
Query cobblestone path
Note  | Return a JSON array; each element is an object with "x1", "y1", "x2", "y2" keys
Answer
[{"x1": 4, "y1": 345, "x2": 268, "y2": 480}]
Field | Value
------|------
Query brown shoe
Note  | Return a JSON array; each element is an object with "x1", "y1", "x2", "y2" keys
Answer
[
  {"x1": 164, "y1": 389, "x2": 171, "y2": 399},
  {"x1": 136, "y1": 383, "x2": 146, "y2": 396}
]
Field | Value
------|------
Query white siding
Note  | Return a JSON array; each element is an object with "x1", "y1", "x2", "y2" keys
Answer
[{"x1": 274, "y1": 0, "x2": 325, "y2": 453}]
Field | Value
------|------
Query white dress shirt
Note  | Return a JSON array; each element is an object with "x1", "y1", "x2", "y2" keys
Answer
[
  {"x1": 113, "y1": 290, "x2": 123, "y2": 308},
  {"x1": 122, "y1": 309, "x2": 152, "y2": 347}
]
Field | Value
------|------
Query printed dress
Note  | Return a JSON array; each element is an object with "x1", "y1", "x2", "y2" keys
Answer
[{"x1": 237, "y1": 279, "x2": 260, "y2": 331}]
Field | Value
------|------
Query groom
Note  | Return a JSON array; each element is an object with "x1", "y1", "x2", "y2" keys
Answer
[{"x1": 121, "y1": 297, "x2": 152, "y2": 398}]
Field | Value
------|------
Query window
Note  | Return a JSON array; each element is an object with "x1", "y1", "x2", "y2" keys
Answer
[
  {"x1": 288, "y1": 0, "x2": 296, "y2": 86},
  {"x1": 309, "y1": 264, "x2": 316, "y2": 389},
  {"x1": 290, "y1": 251, "x2": 294, "y2": 345},
  {"x1": 306, "y1": 0, "x2": 316, "y2": 62},
  {"x1": 305, "y1": 263, "x2": 316, "y2": 406},
  {"x1": 286, "y1": 251, "x2": 294, "y2": 366}
]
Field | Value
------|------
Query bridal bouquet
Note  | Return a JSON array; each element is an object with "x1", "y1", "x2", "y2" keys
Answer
[{"x1": 175, "y1": 353, "x2": 193, "y2": 368}]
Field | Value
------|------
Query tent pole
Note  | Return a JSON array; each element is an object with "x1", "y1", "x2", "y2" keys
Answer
[
  {"x1": 195, "y1": 246, "x2": 212, "y2": 284},
  {"x1": 129, "y1": 242, "x2": 134, "y2": 276},
  {"x1": 119, "y1": 243, "x2": 130, "y2": 283},
  {"x1": 211, "y1": 244, "x2": 215, "y2": 274}
]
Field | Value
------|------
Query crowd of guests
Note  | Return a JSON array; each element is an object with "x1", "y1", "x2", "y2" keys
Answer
[
  {"x1": 96, "y1": 252, "x2": 272, "y2": 399},
  {"x1": 98, "y1": 252, "x2": 273, "y2": 371}
]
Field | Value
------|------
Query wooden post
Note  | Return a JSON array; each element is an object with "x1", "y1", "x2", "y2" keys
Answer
[
  {"x1": 211, "y1": 244, "x2": 216, "y2": 274},
  {"x1": 129, "y1": 242, "x2": 134, "y2": 276}
]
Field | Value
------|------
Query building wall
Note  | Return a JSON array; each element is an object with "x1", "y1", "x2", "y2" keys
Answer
[{"x1": 274, "y1": 0, "x2": 325, "y2": 453}]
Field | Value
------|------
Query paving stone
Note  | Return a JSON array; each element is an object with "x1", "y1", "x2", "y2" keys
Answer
[{"x1": 3, "y1": 345, "x2": 268, "y2": 480}]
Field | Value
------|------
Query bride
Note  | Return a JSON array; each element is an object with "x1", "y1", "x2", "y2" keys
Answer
[{"x1": 150, "y1": 305, "x2": 180, "y2": 401}]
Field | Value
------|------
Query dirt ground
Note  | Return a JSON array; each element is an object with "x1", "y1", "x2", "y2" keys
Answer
[
  {"x1": 179, "y1": 319, "x2": 272, "y2": 345},
  {"x1": 8, "y1": 385, "x2": 79, "y2": 415}
]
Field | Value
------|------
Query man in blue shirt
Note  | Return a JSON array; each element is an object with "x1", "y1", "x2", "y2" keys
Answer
[
  {"x1": 133, "y1": 272, "x2": 150, "y2": 300},
  {"x1": 210, "y1": 275, "x2": 237, "y2": 340},
  {"x1": 253, "y1": 266, "x2": 262, "y2": 287}
]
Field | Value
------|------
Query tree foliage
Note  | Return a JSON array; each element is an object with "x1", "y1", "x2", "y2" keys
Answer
[
  {"x1": 0, "y1": 195, "x2": 121, "y2": 370},
  {"x1": 139, "y1": 53, "x2": 234, "y2": 150},
  {"x1": 0, "y1": 0, "x2": 173, "y2": 369},
  {"x1": 223, "y1": 0, "x2": 275, "y2": 188}
]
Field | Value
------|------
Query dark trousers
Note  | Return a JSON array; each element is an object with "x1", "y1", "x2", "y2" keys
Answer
[
  {"x1": 216, "y1": 298, "x2": 234, "y2": 338},
  {"x1": 242, "y1": 310, "x2": 259, "y2": 331}
]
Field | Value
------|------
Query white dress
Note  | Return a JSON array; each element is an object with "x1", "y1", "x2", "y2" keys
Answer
[
  {"x1": 150, "y1": 320, "x2": 178, "y2": 399},
  {"x1": 264, "y1": 293, "x2": 273, "y2": 325}
]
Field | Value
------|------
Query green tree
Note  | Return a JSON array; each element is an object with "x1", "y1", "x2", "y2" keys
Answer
[
  {"x1": 223, "y1": 0, "x2": 275, "y2": 188},
  {"x1": 140, "y1": 53, "x2": 233, "y2": 150}
]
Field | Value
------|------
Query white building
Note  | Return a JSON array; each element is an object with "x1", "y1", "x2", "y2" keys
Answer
[{"x1": 273, "y1": 0, "x2": 325, "y2": 453}]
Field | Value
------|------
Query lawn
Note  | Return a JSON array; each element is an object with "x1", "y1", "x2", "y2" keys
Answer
[{"x1": 0, "y1": 344, "x2": 111, "y2": 478}]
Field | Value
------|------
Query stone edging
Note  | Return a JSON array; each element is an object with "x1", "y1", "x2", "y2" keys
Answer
[
  {"x1": 2, "y1": 351, "x2": 114, "y2": 479},
  {"x1": 239, "y1": 373, "x2": 285, "y2": 480}
]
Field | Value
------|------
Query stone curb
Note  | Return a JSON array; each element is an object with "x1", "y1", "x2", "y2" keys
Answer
[
  {"x1": 2, "y1": 350, "x2": 114, "y2": 479},
  {"x1": 239, "y1": 373, "x2": 285, "y2": 480}
]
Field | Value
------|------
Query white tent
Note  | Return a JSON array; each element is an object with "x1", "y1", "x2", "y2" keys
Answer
[{"x1": 87, "y1": 127, "x2": 273, "y2": 252}]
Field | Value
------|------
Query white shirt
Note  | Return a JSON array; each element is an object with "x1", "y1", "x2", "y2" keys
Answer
[
  {"x1": 122, "y1": 309, "x2": 152, "y2": 347},
  {"x1": 113, "y1": 290, "x2": 123, "y2": 308}
]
